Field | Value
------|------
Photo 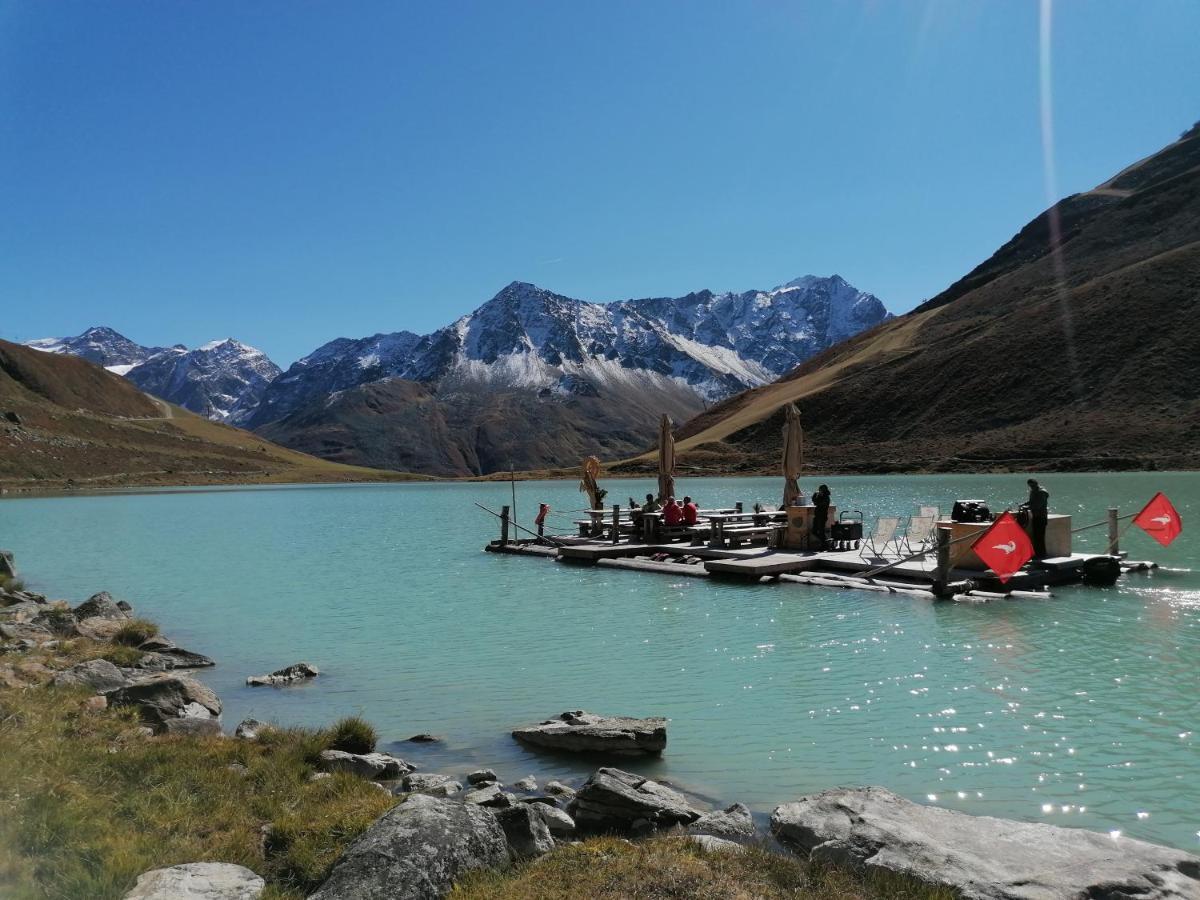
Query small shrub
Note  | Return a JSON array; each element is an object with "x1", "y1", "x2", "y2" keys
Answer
[
  {"x1": 112, "y1": 619, "x2": 159, "y2": 647},
  {"x1": 0, "y1": 574, "x2": 26, "y2": 594},
  {"x1": 38, "y1": 606, "x2": 77, "y2": 636},
  {"x1": 326, "y1": 716, "x2": 377, "y2": 754}
]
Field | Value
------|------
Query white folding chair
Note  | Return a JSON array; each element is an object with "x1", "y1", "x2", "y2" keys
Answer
[
  {"x1": 859, "y1": 516, "x2": 902, "y2": 560},
  {"x1": 899, "y1": 515, "x2": 935, "y2": 555}
]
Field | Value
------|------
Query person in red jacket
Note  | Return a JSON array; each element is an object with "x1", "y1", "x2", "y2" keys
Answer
[
  {"x1": 682, "y1": 496, "x2": 699, "y2": 525},
  {"x1": 662, "y1": 497, "x2": 683, "y2": 526}
]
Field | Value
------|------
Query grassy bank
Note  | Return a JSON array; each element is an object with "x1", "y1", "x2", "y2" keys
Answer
[{"x1": 0, "y1": 625, "x2": 950, "y2": 900}]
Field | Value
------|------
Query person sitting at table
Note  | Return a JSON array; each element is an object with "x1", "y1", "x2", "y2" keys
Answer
[
  {"x1": 682, "y1": 496, "x2": 699, "y2": 526},
  {"x1": 663, "y1": 497, "x2": 683, "y2": 526},
  {"x1": 641, "y1": 492, "x2": 660, "y2": 514}
]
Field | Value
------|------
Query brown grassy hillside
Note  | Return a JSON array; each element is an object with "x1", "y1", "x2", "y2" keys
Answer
[
  {"x1": 0, "y1": 339, "x2": 420, "y2": 490},
  {"x1": 633, "y1": 126, "x2": 1200, "y2": 476}
]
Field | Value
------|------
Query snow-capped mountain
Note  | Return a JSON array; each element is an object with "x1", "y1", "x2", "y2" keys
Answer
[
  {"x1": 248, "y1": 275, "x2": 889, "y2": 430},
  {"x1": 25, "y1": 329, "x2": 280, "y2": 422},
  {"x1": 126, "y1": 339, "x2": 282, "y2": 422},
  {"x1": 24, "y1": 326, "x2": 172, "y2": 375},
  {"x1": 248, "y1": 275, "x2": 890, "y2": 474}
]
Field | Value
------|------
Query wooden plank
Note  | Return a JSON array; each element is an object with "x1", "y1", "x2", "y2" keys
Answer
[{"x1": 705, "y1": 554, "x2": 815, "y2": 577}]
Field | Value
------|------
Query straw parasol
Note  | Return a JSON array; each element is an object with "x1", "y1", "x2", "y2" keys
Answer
[
  {"x1": 781, "y1": 403, "x2": 803, "y2": 508},
  {"x1": 579, "y1": 456, "x2": 604, "y2": 510},
  {"x1": 657, "y1": 414, "x2": 676, "y2": 503}
]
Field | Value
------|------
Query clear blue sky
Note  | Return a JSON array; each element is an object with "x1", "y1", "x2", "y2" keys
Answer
[{"x1": 1, "y1": 1, "x2": 1196, "y2": 366}]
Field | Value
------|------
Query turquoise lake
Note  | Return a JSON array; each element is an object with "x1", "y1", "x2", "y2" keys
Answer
[{"x1": 2, "y1": 472, "x2": 1197, "y2": 850}]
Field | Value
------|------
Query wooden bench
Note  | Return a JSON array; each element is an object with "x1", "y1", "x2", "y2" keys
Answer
[{"x1": 720, "y1": 524, "x2": 782, "y2": 548}]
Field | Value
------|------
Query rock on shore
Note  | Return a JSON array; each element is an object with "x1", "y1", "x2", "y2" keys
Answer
[
  {"x1": 512, "y1": 710, "x2": 667, "y2": 756},
  {"x1": 317, "y1": 749, "x2": 411, "y2": 780},
  {"x1": 308, "y1": 795, "x2": 509, "y2": 900},
  {"x1": 123, "y1": 862, "x2": 264, "y2": 899},
  {"x1": 771, "y1": 787, "x2": 1200, "y2": 900},
  {"x1": 569, "y1": 767, "x2": 701, "y2": 833},
  {"x1": 106, "y1": 674, "x2": 222, "y2": 732}
]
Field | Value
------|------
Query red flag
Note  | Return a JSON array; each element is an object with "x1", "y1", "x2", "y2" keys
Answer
[
  {"x1": 972, "y1": 512, "x2": 1034, "y2": 583},
  {"x1": 1133, "y1": 492, "x2": 1182, "y2": 547}
]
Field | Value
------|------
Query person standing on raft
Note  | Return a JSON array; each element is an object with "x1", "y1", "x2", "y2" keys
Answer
[
  {"x1": 1023, "y1": 479, "x2": 1050, "y2": 559},
  {"x1": 813, "y1": 484, "x2": 832, "y2": 549}
]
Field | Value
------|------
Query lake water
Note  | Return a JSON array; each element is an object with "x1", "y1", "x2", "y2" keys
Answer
[{"x1": 2, "y1": 472, "x2": 1197, "y2": 850}]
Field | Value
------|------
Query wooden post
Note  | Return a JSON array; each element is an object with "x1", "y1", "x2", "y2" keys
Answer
[
  {"x1": 933, "y1": 526, "x2": 951, "y2": 596},
  {"x1": 611, "y1": 504, "x2": 620, "y2": 545},
  {"x1": 1107, "y1": 507, "x2": 1120, "y2": 554},
  {"x1": 500, "y1": 505, "x2": 510, "y2": 546}
]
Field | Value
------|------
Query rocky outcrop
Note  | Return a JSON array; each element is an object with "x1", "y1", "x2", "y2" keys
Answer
[
  {"x1": 246, "y1": 662, "x2": 319, "y2": 686},
  {"x1": 52, "y1": 658, "x2": 130, "y2": 693},
  {"x1": 74, "y1": 591, "x2": 128, "y2": 620},
  {"x1": 569, "y1": 768, "x2": 701, "y2": 833},
  {"x1": 512, "y1": 710, "x2": 667, "y2": 756},
  {"x1": 317, "y1": 749, "x2": 411, "y2": 780},
  {"x1": 106, "y1": 674, "x2": 221, "y2": 732},
  {"x1": 403, "y1": 773, "x2": 462, "y2": 796},
  {"x1": 308, "y1": 795, "x2": 509, "y2": 900},
  {"x1": 123, "y1": 862, "x2": 264, "y2": 899},
  {"x1": 770, "y1": 787, "x2": 1200, "y2": 900},
  {"x1": 531, "y1": 803, "x2": 576, "y2": 839},
  {"x1": 689, "y1": 803, "x2": 755, "y2": 838},
  {"x1": 494, "y1": 804, "x2": 554, "y2": 858}
]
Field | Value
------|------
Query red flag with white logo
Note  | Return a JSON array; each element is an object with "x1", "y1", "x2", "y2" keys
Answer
[
  {"x1": 972, "y1": 512, "x2": 1034, "y2": 583},
  {"x1": 1133, "y1": 492, "x2": 1182, "y2": 547}
]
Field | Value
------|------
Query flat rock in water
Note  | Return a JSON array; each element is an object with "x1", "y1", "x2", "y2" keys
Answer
[
  {"x1": 770, "y1": 787, "x2": 1200, "y2": 900},
  {"x1": 106, "y1": 674, "x2": 221, "y2": 731},
  {"x1": 51, "y1": 658, "x2": 129, "y2": 693},
  {"x1": 512, "y1": 710, "x2": 667, "y2": 756},
  {"x1": 123, "y1": 862, "x2": 264, "y2": 899},
  {"x1": 467, "y1": 769, "x2": 498, "y2": 785},
  {"x1": 133, "y1": 647, "x2": 216, "y2": 670},
  {"x1": 246, "y1": 661, "x2": 319, "y2": 686},
  {"x1": 308, "y1": 795, "x2": 509, "y2": 900},
  {"x1": 569, "y1": 767, "x2": 701, "y2": 833},
  {"x1": 318, "y1": 750, "x2": 411, "y2": 780},
  {"x1": 689, "y1": 802, "x2": 756, "y2": 838}
]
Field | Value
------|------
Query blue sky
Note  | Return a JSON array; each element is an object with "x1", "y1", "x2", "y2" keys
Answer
[{"x1": 1, "y1": 1, "x2": 1196, "y2": 366}]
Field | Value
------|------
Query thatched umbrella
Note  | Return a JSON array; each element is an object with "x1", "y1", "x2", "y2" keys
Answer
[
  {"x1": 579, "y1": 456, "x2": 604, "y2": 510},
  {"x1": 657, "y1": 414, "x2": 676, "y2": 503},
  {"x1": 781, "y1": 403, "x2": 803, "y2": 507}
]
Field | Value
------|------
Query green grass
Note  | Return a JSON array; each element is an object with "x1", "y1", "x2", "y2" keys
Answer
[
  {"x1": 110, "y1": 619, "x2": 159, "y2": 647},
  {"x1": 452, "y1": 836, "x2": 954, "y2": 900},
  {"x1": 325, "y1": 715, "x2": 377, "y2": 754},
  {"x1": 0, "y1": 574, "x2": 26, "y2": 595},
  {"x1": 0, "y1": 686, "x2": 396, "y2": 899}
]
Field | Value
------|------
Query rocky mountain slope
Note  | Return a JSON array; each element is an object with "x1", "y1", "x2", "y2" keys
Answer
[
  {"x1": 650, "y1": 124, "x2": 1200, "y2": 476},
  {"x1": 0, "y1": 339, "x2": 410, "y2": 489},
  {"x1": 251, "y1": 276, "x2": 889, "y2": 475},
  {"x1": 25, "y1": 329, "x2": 280, "y2": 424}
]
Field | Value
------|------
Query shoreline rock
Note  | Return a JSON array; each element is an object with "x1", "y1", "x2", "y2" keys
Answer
[
  {"x1": 569, "y1": 767, "x2": 701, "y2": 834},
  {"x1": 771, "y1": 786, "x2": 1200, "y2": 900},
  {"x1": 317, "y1": 749, "x2": 411, "y2": 780},
  {"x1": 512, "y1": 710, "x2": 668, "y2": 756},
  {"x1": 123, "y1": 862, "x2": 264, "y2": 899}
]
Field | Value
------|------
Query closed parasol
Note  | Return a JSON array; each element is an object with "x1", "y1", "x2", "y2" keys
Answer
[
  {"x1": 579, "y1": 456, "x2": 604, "y2": 510},
  {"x1": 781, "y1": 403, "x2": 803, "y2": 507},
  {"x1": 657, "y1": 414, "x2": 676, "y2": 503}
]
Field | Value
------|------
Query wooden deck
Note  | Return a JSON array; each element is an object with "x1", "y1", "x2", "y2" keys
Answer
[{"x1": 485, "y1": 533, "x2": 1149, "y2": 600}]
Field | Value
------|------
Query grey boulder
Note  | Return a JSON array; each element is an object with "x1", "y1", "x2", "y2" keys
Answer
[
  {"x1": 106, "y1": 674, "x2": 221, "y2": 731},
  {"x1": 318, "y1": 749, "x2": 411, "y2": 780},
  {"x1": 771, "y1": 787, "x2": 1200, "y2": 900},
  {"x1": 246, "y1": 661, "x2": 319, "y2": 686},
  {"x1": 133, "y1": 646, "x2": 216, "y2": 671},
  {"x1": 494, "y1": 804, "x2": 554, "y2": 858},
  {"x1": 74, "y1": 591, "x2": 129, "y2": 620},
  {"x1": 569, "y1": 767, "x2": 700, "y2": 833},
  {"x1": 688, "y1": 834, "x2": 746, "y2": 854},
  {"x1": 513, "y1": 710, "x2": 667, "y2": 756},
  {"x1": 123, "y1": 862, "x2": 264, "y2": 899},
  {"x1": 467, "y1": 769, "x2": 498, "y2": 785},
  {"x1": 52, "y1": 658, "x2": 130, "y2": 693},
  {"x1": 463, "y1": 783, "x2": 515, "y2": 808},
  {"x1": 403, "y1": 773, "x2": 462, "y2": 796},
  {"x1": 689, "y1": 802, "x2": 755, "y2": 838},
  {"x1": 531, "y1": 803, "x2": 576, "y2": 839},
  {"x1": 308, "y1": 794, "x2": 509, "y2": 900},
  {"x1": 235, "y1": 718, "x2": 267, "y2": 740}
]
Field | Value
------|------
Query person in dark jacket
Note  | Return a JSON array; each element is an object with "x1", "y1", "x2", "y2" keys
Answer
[
  {"x1": 812, "y1": 484, "x2": 831, "y2": 548},
  {"x1": 1024, "y1": 479, "x2": 1050, "y2": 559}
]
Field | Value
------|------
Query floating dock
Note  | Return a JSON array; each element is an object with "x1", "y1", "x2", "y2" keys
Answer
[{"x1": 485, "y1": 532, "x2": 1155, "y2": 601}]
